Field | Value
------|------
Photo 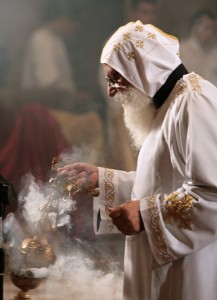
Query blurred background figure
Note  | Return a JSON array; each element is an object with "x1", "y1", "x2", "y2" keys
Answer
[
  {"x1": 21, "y1": 0, "x2": 96, "y2": 114},
  {"x1": 22, "y1": 1, "x2": 77, "y2": 92},
  {"x1": 127, "y1": 0, "x2": 158, "y2": 24},
  {"x1": 0, "y1": 0, "x2": 104, "y2": 190},
  {"x1": 180, "y1": 10, "x2": 217, "y2": 85},
  {"x1": 98, "y1": 0, "x2": 159, "y2": 172}
]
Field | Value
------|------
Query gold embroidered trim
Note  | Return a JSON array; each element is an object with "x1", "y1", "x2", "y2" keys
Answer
[
  {"x1": 147, "y1": 32, "x2": 156, "y2": 40},
  {"x1": 149, "y1": 24, "x2": 178, "y2": 40},
  {"x1": 127, "y1": 51, "x2": 135, "y2": 61},
  {"x1": 135, "y1": 25, "x2": 143, "y2": 32},
  {"x1": 148, "y1": 195, "x2": 173, "y2": 263},
  {"x1": 123, "y1": 32, "x2": 131, "y2": 41},
  {"x1": 175, "y1": 80, "x2": 188, "y2": 96},
  {"x1": 113, "y1": 42, "x2": 121, "y2": 52},
  {"x1": 175, "y1": 74, "x2": 202, "y2": 96},
  {"x1": 188, "y1": 74, "x2": 202, "y2": 93},
  {"x1": 105, "y1": 222, "x2": 115, "y2": 233},
  {"x1": 104, "y1": 169, "x2": 115, "y2": 215},
  {"x1": 163, "y1": 192, "x2": 193, "y2": 230},
  {"x1": 136, "y1": 40, "x2": 144, "y2": 48}
]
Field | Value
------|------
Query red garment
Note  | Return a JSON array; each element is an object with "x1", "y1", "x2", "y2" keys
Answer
[{"x1": 0, "y1": 103, "x2": 69, "y2": 189}]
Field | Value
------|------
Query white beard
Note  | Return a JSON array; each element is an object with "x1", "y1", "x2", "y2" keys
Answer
[{"x1": 114, "y1": 87, "x2": 157, "y2": 150}]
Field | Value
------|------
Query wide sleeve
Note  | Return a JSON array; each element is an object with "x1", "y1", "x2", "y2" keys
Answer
[
  {"x1": 93, "y1": 167, "x2": 136, "y2": 234},
  {"x1": 141, "y1": 85, "x2": 217, "y2": 265}
]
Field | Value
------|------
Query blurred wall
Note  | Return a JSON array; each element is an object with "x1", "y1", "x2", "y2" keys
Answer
[
  {"x1": 157, "y1": 0, "x2": 217, "y2": 38},
  {"x1": 0, "y1": 0, "x2": 41, "y2": 86},
  {"x1": 0, "y1": 0, "x2": 216, "y2": 93}
]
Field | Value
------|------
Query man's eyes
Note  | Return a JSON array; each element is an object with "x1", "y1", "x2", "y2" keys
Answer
[{"x1": 111, "y1": 73, "x2": 121, "y2": 81}]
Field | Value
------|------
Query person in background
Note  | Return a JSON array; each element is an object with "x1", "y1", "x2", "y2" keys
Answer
[
  {"x1": 58, "y1": 21, "x2": 217, "y2": 299},
  {"x1": 22, "y1": 3, "x2": 76, "y2": 91},
  {"x1": 0, "y1": 0, "x2": 104, "y2": 189},
  {"x1": 128, "y1": 0, "x2": 158, "y2": 24},
  {"x1": 180, "y1": 10, "x2": 217, "y2": 85},
  {"x1": 21, "y1": 0, "x2": 96, "y2": 113}
]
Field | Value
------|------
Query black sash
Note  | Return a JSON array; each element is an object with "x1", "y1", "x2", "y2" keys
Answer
[{"x1": 153, "y1": 64, "x2": 188, "y2": 109}]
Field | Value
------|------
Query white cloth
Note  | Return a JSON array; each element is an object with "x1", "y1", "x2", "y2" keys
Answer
[
  {"x1": 94, "y1": 73, "x2": 217, "y2": 299},
  {"x1": 180, "y1": 36, "x2": 217, "y2": 86},
  {"x1": 100, "y1": 21, "x2": 181, "y2": 98},
  {"x1": 22, "y1": 26, "x2": 75, "y2": 91}
]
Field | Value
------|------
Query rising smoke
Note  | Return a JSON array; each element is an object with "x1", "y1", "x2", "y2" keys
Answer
[{"x1": 3, "y1": 148, "x2": 124, "y2": 299}]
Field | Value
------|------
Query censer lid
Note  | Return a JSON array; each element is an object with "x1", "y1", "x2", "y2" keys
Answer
[{"x1": 20, "y1": 236, "x2": 55, "y2": 262}]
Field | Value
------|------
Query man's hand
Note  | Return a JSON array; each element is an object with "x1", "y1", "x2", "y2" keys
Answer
[
  {"x1": 57, "y1": 162, "x2": 99, "y2": 191},
  {"x1": 108, "y1": 200, "x2": 144, "y2": 235}
]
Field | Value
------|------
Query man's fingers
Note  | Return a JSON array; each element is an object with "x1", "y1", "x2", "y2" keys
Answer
[
  {"x1": 58, "y1": 163, "x2": 84, "y2": 174},
  {"x1": 108, "y1": 207, "x2": 122, "y2": 218}
]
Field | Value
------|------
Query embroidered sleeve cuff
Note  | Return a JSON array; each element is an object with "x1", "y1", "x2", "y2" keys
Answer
[
  {"x1": 93, "y1": 167, "x2": 120, "y2": 234},
  {"x1": 140, "y1": 191, "x2": 196, "y2": 265},
  {"x1": 140, "y1": 194, "x2": 174, "y2": 265}
]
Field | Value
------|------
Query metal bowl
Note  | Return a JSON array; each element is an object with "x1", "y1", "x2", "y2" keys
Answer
[{"x1": 10, "y1": 273, "x2": 44, "y2": 292}]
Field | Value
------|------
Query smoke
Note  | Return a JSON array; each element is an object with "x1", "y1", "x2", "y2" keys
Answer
[
  {"x1": 19, "y1": 175, "x2": 48, "y2": 230},
  {"x1": 60, "y1": 144, "x2": 104, "y2": 164},
  {"x1": 3, "y1": 164, "x2": 124, "y2": 299},
  {"x1": 47, "y1": 253, "x2": 123, "y2": 299}
]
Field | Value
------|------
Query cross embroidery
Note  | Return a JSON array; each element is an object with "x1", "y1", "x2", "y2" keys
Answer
[
  {"x1": 113, "y1": 43, "x2": 121, "y2": 52},
  {"x1": 127, "y1": 51, "x2": 135, "y2": 61},
  {"x1": 136, "y1": 40, "x2": 144, "y2": 48},
  {"x1": 123, "y1": 32, "x2": 131, "y2": 41},
  {"x1": 147, "y1": 32, "x2": 156, "y2": 39},
  {"x1": 135, "y1": 25, "x2": 143, "y2": 32}
]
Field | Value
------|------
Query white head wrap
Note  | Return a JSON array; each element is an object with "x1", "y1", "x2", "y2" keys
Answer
[{"x1": 100, "y1": 21, "x2": 182, "y2": 97}]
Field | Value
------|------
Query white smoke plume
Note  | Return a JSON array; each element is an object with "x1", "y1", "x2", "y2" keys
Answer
[{"x1": 3, "y1": 150, "x2": 124, "y2": 299}]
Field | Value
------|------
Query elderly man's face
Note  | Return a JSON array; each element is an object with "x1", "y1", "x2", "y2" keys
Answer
[
  {"x1": 103, "y1": 64, "x2": 157, "y2": 149},
  {"x1": 103, "y1": 64, "x2": 132, "y2": 97}
]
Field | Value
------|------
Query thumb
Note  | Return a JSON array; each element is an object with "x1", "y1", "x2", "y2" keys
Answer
[{"x1": 108, "y1": 207, "x2": 121, "y2": 218}]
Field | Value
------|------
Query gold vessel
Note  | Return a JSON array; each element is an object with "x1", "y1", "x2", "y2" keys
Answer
[
  {"x1": 9, "y1": 156, "x2": 100, "y2": 299},
  {"x1": 10, "y1": 273, "x2": 45, "y2": 300},
  {"x1": 9, "y1": 235, "x2": 53, "y2": 299},
  {"x1": 20, "y1": 235, "x2": 55, "y2": 268}
]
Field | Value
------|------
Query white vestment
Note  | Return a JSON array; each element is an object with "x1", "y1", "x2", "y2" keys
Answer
[
  {"x1": 21, "y1": 26, "x2": 75, "y2": 91},
  {"x1": 93, "y1": 73, "x2": 217, "y2": 300}
]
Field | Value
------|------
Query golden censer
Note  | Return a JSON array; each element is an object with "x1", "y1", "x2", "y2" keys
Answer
[
  {"x1": 9, "y1": 156, "x2": 99, "y2": 299},
  {"x1": 10, "y1": 235, "x2": 55, "y2": 300}
]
